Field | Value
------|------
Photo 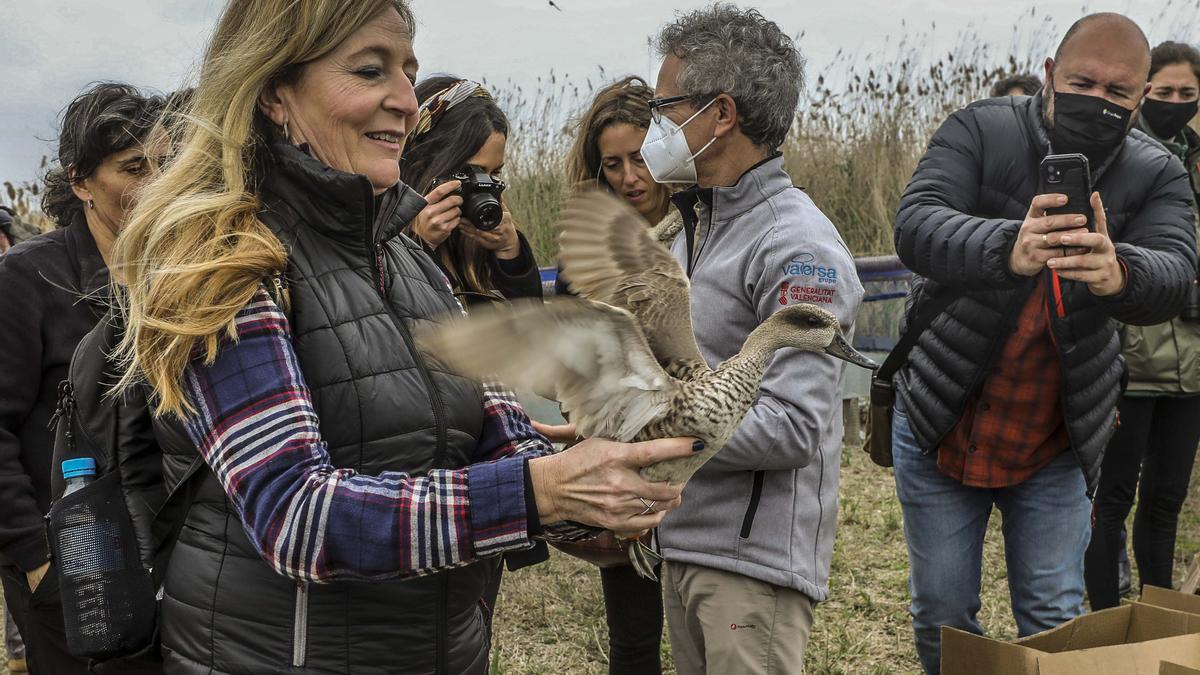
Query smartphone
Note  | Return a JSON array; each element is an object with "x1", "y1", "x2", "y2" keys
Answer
[{"x1": 1038, "y1": 153, "x2": 1093, "y2": 231}]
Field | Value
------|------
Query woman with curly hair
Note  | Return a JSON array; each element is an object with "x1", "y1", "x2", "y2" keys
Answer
[{"x1": 0, "y1": 81, "x2": 161, "y2": 675}]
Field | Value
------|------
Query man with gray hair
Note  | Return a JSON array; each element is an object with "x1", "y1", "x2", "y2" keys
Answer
[{"x1": 645, "y1": 4, "x2": 864, "y2": 672}]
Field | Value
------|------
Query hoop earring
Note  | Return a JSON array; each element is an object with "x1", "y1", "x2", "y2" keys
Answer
[
  {"x1": 86, "y1": 199, "x2": 94, "y2": 209},
  {"x1": 282, "y1": 120, "x2": 290, "y2": 142}
]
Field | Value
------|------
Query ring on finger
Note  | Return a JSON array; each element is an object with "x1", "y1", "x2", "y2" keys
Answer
[
  {"x1": 637, "y1": 497, "x2": 658, "y2": 516},
  {"x1": 1042, "y1": 233, "x2": 1049, "y2": 246}
]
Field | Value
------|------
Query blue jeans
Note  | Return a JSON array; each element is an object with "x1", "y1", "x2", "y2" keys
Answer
[{"x1": 892, "y1": 402, "x2": 1091, "y2": 674}]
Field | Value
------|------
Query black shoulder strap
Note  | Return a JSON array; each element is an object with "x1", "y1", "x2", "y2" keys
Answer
[{"x1": 876, "y1": 287, "x2": 960, "y2": 380}]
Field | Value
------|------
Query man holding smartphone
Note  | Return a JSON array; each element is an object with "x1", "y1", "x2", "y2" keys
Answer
[{"x1": 889, "y1": 13, "x2": 1196, "y2": 674}]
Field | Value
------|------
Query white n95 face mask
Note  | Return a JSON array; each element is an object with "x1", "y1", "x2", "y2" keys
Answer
[{"x1": 640, "y1": 98, "x2": 717, "y2": 184}]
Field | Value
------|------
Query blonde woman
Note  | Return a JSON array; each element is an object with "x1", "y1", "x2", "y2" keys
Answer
[{"x1": 112, "y1": 1, "x2": 695, "y2": 672}]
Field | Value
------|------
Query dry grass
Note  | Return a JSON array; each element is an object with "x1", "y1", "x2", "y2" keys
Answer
[
  {"x1": 488, "y1": 440, "x2": 1200, "y2": 675},
  {"x1": 492, "y1": 13, "x2": 1064, "y2": 264},
  {"x1": 2, "y1": 450, "x2": 1198, "y2": 674}
]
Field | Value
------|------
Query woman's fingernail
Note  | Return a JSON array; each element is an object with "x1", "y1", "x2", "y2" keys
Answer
[{"x1": 692, "y1": 440, "x2": 705, "y2": 452}]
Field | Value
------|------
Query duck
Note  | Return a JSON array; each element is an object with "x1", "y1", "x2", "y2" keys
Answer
[{"x1": 416, "y1": 188, "x2": 876, "y2": 579}]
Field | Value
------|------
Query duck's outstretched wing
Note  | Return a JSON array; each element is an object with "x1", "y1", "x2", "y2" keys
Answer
[
  {"x1": 415, "y1": 298, "x2": 674, "y2": 442},
  {"x1": 558, "y1": 189, "x2": 707, "y2": 369}
]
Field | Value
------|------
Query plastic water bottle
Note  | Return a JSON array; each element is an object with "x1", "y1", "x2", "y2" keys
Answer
[
  {"x1": 53, "y1": 455, "x2": 151, "y2": 656},
  {"x1": 62, "y1": 458, "x2": 97, "y2": 496}
]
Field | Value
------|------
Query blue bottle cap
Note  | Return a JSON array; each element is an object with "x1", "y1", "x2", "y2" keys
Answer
[{"x1": 62, "y1": 457, "x2": 97, "y2": 480}]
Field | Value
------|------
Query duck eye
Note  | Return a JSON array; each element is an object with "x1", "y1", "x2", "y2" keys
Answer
[{"x1": 806, "y1": 317, "x2": 823, "y2": 327}]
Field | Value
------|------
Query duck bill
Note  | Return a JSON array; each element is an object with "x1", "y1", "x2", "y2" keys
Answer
[{"x1": 825, "y1": 334, "x2": 877, "y2": 369}]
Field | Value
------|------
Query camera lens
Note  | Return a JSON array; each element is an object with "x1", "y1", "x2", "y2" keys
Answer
[
  {"x1": 473, "y1": 201, "x2": 503, "y2": 230},
  {"x1": 463, "y1": 191, "x2": 503, "y2": 231}
]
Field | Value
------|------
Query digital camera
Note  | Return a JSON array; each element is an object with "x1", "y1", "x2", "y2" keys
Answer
[{"x1": 430, "y1": 168, "x2": 506, "y2": 231}]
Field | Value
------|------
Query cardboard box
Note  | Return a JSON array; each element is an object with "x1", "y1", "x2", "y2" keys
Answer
[
  {"x1": 1142, "y1": 586, "x2": 1200, "y2": 616},
  {"x1": 941, "y1": 603, "x2": 1200, "y2": 675}
]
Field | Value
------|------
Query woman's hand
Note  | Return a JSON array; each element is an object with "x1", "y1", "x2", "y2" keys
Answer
[
  {"x1": 531, "y1": 421, "x2": 580, "y2": 444},
  {"x1": 411, "y1": 180, "x2": 463, "y2": 249},
  {"x1": 459, "y1": 203, "x2": 521, "y2": 260},
  {"x1": 26, "y1": 561, "x2": 49, "y2": 592},
  {"x1": 528, "y1": 436, "x2": 697, "y2": 539}
]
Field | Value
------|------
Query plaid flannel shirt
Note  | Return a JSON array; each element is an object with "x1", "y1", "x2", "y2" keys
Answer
[
  {"x1": 180, "y1": 288, "x2": 588, "y2": 583},
  {"x1": 937, "y1": 276, "x2": 1072, "y2": 487}
]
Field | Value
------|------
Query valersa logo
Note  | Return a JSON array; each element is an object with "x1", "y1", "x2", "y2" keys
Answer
[
  {"x1": 730, "y1": 623, "x2": 757, "y2": 630},
  {"x1": 1102, "y1": 107, "x2": 1122, "y2": 120},
  {"x1": 783, "y1": 252, "x2": 837, "y2": 286}
]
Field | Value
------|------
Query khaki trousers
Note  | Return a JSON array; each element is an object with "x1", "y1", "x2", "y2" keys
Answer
[{"x1": 663, "y1": 561, "x2": 815, "y2": 674}]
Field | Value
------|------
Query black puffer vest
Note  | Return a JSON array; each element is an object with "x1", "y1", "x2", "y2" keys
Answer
[
  {"x1": 159, "y1": 145, "x2": 490, "y2": 674},
  {"x1": 894, "y1": 94, "x2": 1197, "y2": 495}
]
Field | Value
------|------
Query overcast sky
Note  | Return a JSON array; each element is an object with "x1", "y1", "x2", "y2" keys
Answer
[{"x1": 1, "y1": 0, "x2": 1194, "y2": 184}]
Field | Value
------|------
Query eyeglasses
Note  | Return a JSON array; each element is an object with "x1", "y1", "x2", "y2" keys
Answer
[{"x1": 647, "y1": 95, "x2": 692, "y2": 124}]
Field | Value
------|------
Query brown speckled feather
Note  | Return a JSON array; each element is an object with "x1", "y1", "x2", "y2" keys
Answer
[
  {"x1": 415, "y1": 189, "x2": 870, "y2": 581},
  {"x1": 415, "y1": 298, "x2": 676, "y2": 443},
  {"x1": 558, "y1": 189, "x2": 707, "y2": 370}
]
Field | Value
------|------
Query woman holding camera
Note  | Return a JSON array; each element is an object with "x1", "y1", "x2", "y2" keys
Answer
[
  {"x1": 401, "y1": 75, "x2": 550, "y2": 622},
  {"x1": 402, "y1": 75, "x2": 543, "y2": 306},
  {"x1": 1085, "y1": 40, "x2": 1200, "y2": 609},
  {"x1": 112, "y1": 2, "x2": 694, "y2": 672},
  {"x1": 546, "y1": 76, "x2": 677, "y2": 675}
]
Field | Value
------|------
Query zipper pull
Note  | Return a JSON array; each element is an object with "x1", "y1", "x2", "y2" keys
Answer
[
  {"x1": 49, "y1": 380, "x2": 77, "y2": 452},
  {"x1": 48, "y1": 380, "x2": 75, "y2": 431},
  {"x1": 375, "y1": 249, "x2": 387, "y2": 295},
  {"x1": 269, "y1": 274, "x2": 291, "y2": 315}
]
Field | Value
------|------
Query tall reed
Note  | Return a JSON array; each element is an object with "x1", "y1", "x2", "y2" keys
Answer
[{"x1": 8, "y1": 6, "x2": 1200, "y2": 261}]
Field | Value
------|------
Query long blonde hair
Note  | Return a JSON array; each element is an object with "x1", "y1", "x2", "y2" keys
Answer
[{"x1": 113, "y1": 0, "x2": 414, "y2": 416}]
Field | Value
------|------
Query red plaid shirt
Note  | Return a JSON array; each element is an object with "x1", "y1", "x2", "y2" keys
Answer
[{"x1": 937, "y1": 276, "x2": 1071, "y2": 487}]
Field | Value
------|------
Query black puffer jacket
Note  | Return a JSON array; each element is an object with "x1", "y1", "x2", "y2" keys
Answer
[
  {"x1": 0, "y1": 215, "x2": 107, "y2": 573},
  {"x1": 894, "y1": 94, "x2": 1197, "y2": 495},
  {"x1": 158, "y1": 145, "x2": 492, "y2": 674}
]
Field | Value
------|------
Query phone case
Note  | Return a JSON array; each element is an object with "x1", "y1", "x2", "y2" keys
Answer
[{"x1": 1039, "y1": 153, "x2": 1093, "y2": 231}]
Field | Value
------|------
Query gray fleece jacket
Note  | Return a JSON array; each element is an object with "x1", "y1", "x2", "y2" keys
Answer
[{"x1": 657, "y1": 155, "x2": 864, "y2": 601}]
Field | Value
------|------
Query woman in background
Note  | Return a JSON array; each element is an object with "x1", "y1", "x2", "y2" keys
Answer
[
  {"x1": 552, "y1": 76, "x2": 677, "y2": 675},
  {"x1": 402, "y1": 75, "x2": 543, "y2": 306},
  {"x1": 401, "y1": 75, "x2": 551, "y2": 623},
  {"x1": 0, "y1": 82, "x2": 162, "y2": 675},
  {"x1": 1085, "y1": 40, "x2": 1200, "y2": 609}
]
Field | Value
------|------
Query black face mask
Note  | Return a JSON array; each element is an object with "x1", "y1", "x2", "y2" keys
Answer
[
  {"x1": 1142, "y1": 97, "x2": 1199, "y2": 140},
  {"x1": 1048, "y1": 90, "x2": 1133, "y2": 166}
]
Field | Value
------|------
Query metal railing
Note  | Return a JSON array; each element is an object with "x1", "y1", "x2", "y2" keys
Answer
[{"x1": 854, "y1": 255, "x2": 912, "y2": 302}]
